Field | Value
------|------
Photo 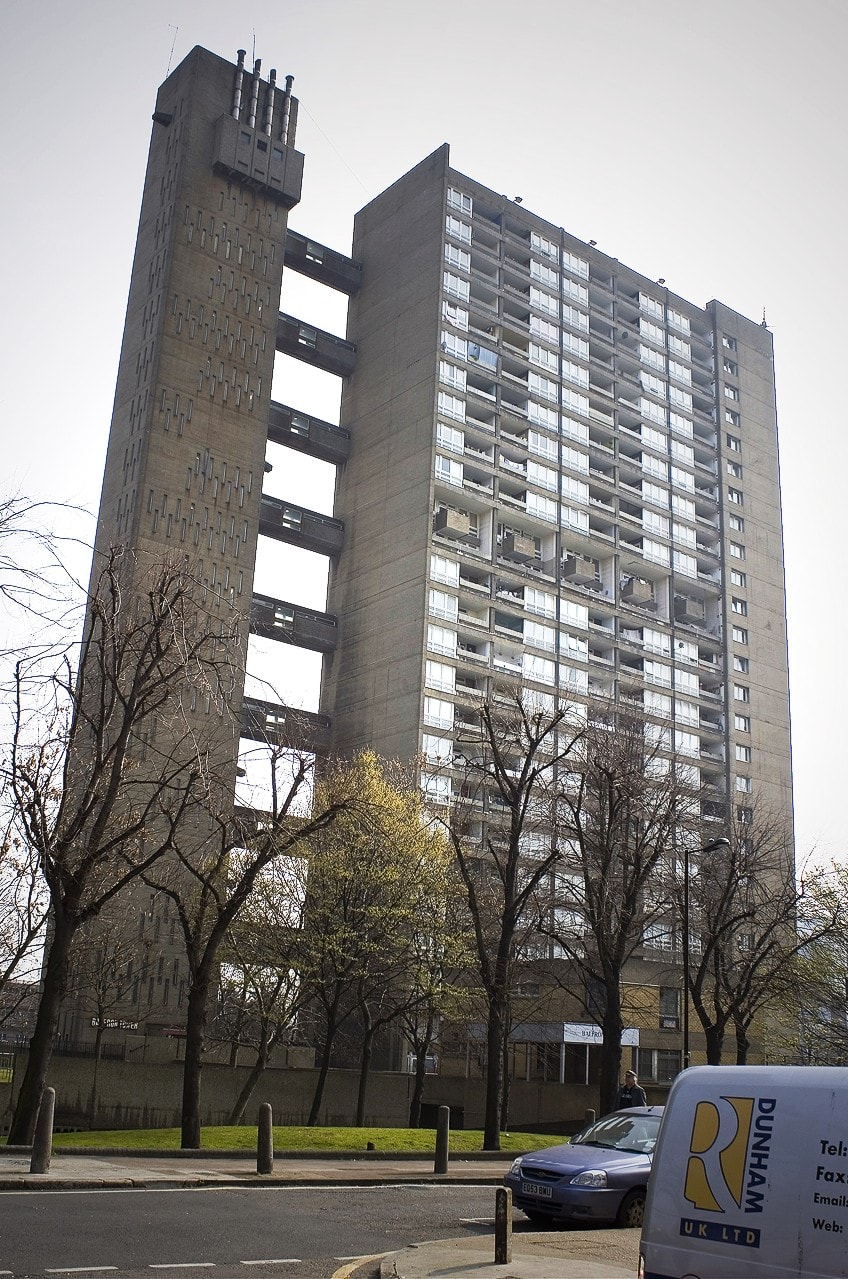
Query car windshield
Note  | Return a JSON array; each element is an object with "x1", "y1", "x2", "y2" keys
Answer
[{"x1": 571, "y1": 1112, "x2": 660, "y2": 1154}]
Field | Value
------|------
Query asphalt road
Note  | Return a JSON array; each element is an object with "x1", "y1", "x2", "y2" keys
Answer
[{"x1": 0, "y1": 1182, "x2": 503, "y2": 1279}]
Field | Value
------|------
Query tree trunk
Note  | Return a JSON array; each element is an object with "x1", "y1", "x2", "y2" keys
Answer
[
  {"x1": 734, "y1": 1020, "x2": 750, "y2": 1065},
  {"x1": 7, "y1": 916, "x2": 75, "y2": 1145},
  {"x1": 500, "y1": 1025, "x2": 511, "y2": 1133},
  {"x1": 355, "y1": 1021, "x2": 374, "y2": 1128},
  {"x1": 482, "y1": 995, "x2": 504, "y2": 1150},
  {"x1": 599, "y1": 996, "x2": 623, "y2": 1116},
  {"x1": 307, "y1": 1010, "x2": 338, "y2": 1126},
  {"x1": 227, "y1": 1032, "x2": 270, "y2": 1126},
  {"x1": 180, "y1": 979, "x2": 209, "y2": 1148},
  {"x1": 704, "y1": 1023, "x2": 724, "y2": 1065},
  {"x1": 87, "y1": 1020, "x2": 105, "y2": 1123},
  {"x1": 408, "y1": 1012, "x2": 435, "y2": 1128}
]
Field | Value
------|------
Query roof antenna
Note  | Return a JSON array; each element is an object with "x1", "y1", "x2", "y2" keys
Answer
[
  {"x1": 252, "y1": 30, "x2": 256, "y2": 64},
  {"x1": 166, "y1": 25, "x2": 179, "y2": 76},
  {"x1": 762, "y1": 307, "x2": 768, "y2": 328}
]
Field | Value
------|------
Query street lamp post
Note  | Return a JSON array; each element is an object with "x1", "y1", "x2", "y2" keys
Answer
[{"x1": 682, "y1": 836, "x2": 730, "y2": 1069}]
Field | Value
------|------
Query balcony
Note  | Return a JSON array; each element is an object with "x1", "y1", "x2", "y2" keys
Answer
[
  {"x1": 621, "y1": 577, "x2": 656, "y2": 609},
  {"x1": 674, "y1": 594, "x2": 707, "y2": 625},
  {"x1": 501, "y1": 532, "x2": 536, "y2": 563},
  {"x1": 267, "y1": 401, "x2": 350, "y2": 464},
  {"x1": 434, "y1": 508, "x2": 479, "y2": 544},
  {"x1": 250, "y1": 593, "x2": 337, "y2": 652},
  {"x1": 258, "y1": 495, "x2": 344, "y2": 556},
  {"x1": 276, "y1": 313, "x2": 356, "y2": 377},
  {"x1": 212, "y1": 116, "x2": 303, "y2": 208}
]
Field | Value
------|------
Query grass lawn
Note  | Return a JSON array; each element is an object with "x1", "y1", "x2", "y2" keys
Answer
[{"x1": 52, "y1": 1125, "x2": 566, "y2": 1153}]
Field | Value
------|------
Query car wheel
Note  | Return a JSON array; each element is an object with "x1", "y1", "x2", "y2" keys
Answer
[{"x1": 616, "y1": 1188, "x2": 646, "y2": 1228}]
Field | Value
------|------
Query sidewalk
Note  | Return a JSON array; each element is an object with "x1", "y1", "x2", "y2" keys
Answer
[{"x1": 0, "y1": 1148, "x2": 638, "y2": 1278}]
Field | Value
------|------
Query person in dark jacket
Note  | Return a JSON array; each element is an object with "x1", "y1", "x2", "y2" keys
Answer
[{"x1": 617, "y1": 1069, "x2": 647, "y2": 1108}]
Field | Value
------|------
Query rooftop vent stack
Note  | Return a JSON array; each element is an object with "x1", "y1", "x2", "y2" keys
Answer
[
  {"x1": 248, "y1": 59, "x2": 262, "y2": 128},
  {"x1": 231, "y1": 49, "x2": 246, "y2": 119},
  {"x1": 281, "y1": 75, "x2": 295, "y2": 146},
  {"x1": 264, "y1": 68, "x2": 276, "y2": 134}
]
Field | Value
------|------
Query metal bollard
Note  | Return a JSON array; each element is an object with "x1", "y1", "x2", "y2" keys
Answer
[
  {"x1": 257, "y1": 1101, "x2": 274, "y2": 1174},
  {"x1": 434, "y1": 1104, "x2": 450, "y2": 1174},
  {"x1": 30, "y1": 1087, "x2": 56, "y2": 1174},
  {"x1": 495, "y1": 1186, "x2": 513, "y2": 1264}
]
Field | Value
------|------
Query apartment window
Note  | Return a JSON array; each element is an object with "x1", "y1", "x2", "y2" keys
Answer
[
  {"x1": 562, "y1": 303, "x2": 590, "y2": 332},
  {"x1": 422, "y1": 733, "x2": 452, "y2": 763},
  {"x1": 561, "y1": 598, "x2": 589, "y2": 629},
  {"x1": 530, "y1": 285, "x2": 559, "y2": 317},
  {"x1": 731, "y1": 597, "x2": 748, "y2": 616},
  {"x1": 522, "y1": 653, "x2": 556, "y2": 685},
  {"x1": 428, "y1": 589, "x2": 458, "y2": 621},
  {"x1": 439, "y1": 360, "x2": 466, "y2": 392},
  {"x1": 734, "y1": 683, "x2": 750, "y2": 702},
  {"x1": 529, "y1": 342, "x2": 559, "y2": 373},
  {"x1": 442, "y1": 302, "x2": 468, "y2": 332},
  {"x1": 645, "y1": 660, "x2": 672, "y2": 688},
  {"x1": 527, "y1": 428, "x2": 557, "y2": 460},
  {"x1": 421, "y1": 773, "x2": 451, "y2": 806},
  {"x1": 526, "y1": 231, "x2": 557, "y2": 262},
  {"x1": 529, "y1": 371, "x2": 559, "y2": 403},
  {"x1": 668, "y1": 359, "x2": 692, "y2": 386},
  {"x1": 445, "y1": 215, "x2": 471, "y2": 245},
  {"x1": 527, "y1": 460, "x2": 558, "y2": 491},
  {"x1": 425, "y1": 660, "x2": 455, "y2": 693},
  {"x1": 723, "y1": 357, "x2": 738, "y2": 376},
  {"x1": 670, "y1": 411, "x2": 694, "y2": 439},
  {"x1": 423, "y1": 696, "x2": 454, "y2": 729},
  {"x1": 722, "y1": 334, "x2": 737, "y2": 351},
  {"x1": 641, "y1": 343, "x2": 665, "y2": 373},
  {"x1": 728, "y1": 487, "x2": 743, "y2": 505},
  {"x1": 436, "y1": 421, "x2": 464, "y2": 453},
  {"x1": 725, "y1": 408, "x2": 741, "y2": 427},
  {"x1": 530, "y1": 259, "x2": 560, "y2": 289},
  {"x1": 563, "y1": 387, "x2": 591, "y2": 417},
  {"x1": 735, "y1": 776, "x2": 753, "y2": 793},
  {"x1": 437, "y1": 391, "x2": 465, "y2": 422},
  {"x1": 729, "y1": 541, "x2": 745, "y2": 560},
  {"x1": 443, "y1": 270, "x2": 470, "y2": 302},
  {"x1": 670, "y1": 465, "x2": 694, "y2": 491},
  {"x1": 563, "y1": 359, "x2": 589, "y2": 388},
  {"x1": 730, "y1": 569, "x2": 747, "y2": 588},
  {"x1": 673, "y1": 551, "x2": 697, "y2": 578},
  {"x1": 724, "y1": 384, "x2": 740, "y2": 402},
  {"x1": 530, "y1": 315, "x2": 560, "y2": 345},
  {"x1": 669, "y1": 385, "x2": 693, "y2": 411},
  {"x1": 562, "y1": 276, "x2": 588, "y2": 305},
  {"x1": 640, "y1": 293, "x2": 665, "y2": 322},
  {"x1": 641, "y1": 397, "x2": 667, "y2": 427},
  {"x1": 735, "y1": 713, "x2": 751, "y2": 732},
  {"x1": 441, "y1": 330, "x2": 467, "y2": 360},
  {"x1": 733, "y1": 655, "x2": 750, "y2": 674},
  {"x1": 668, "y1": 334, "x2": 691, "y2": 360},
  {"x1": 659, "y1": 987, "x2": 681, "y2": 1030},
  {"x1": 430, "y1": 554, "x2": 459, "y2": 585},
  {"x1": 447, "y1": 187, "x2": 472, "y2": 215},
  {"x1": 525, "y1": 587, "x2": 557, "y2": 618},
  {"x1": 524, "y1": 619, "x2": 556, "y2": 651},
  {"x1": 729, "y1": 513, "x2": 745, "y2": 532},
  {"x1": 435, "y1": 455, "x2": 462, "y2": 486},
  {"x1": 726, "y1": 433, "x2": 742, "y2": 452},
  {"x1": 427, "y1": 624, "x2": 457, "y2": 656},
  {"x1": 562, "y1": 249, "x2": 589, "y2": 278},
  {"x1": 732, "y1": 625, "x2": 748, "y2": 644},
  {"x1": 727, "y1": 461, "x2": 743, "y2": 479},
  {"x1": 668, "y1": 308, "x2": 690, "y2": 335},
  {"x1": 735, "y1": 744, "x2": 752, "y2": 763},
  {"x1": 444, "y1": 243, "x2": 470, "y2": 273}
]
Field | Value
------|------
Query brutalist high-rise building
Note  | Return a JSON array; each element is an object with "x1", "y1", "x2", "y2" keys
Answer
[
  {"x1": 323, "y1": 145, "x2": 793, "y2": 851},
  {"x1": 79, "y1": 43, "x2": 792, "y2": 1062}
]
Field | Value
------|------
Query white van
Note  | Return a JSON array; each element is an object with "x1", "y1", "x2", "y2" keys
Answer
[{"x1": 640, "y1": 1065, "x2": 848, "y2": 1279}]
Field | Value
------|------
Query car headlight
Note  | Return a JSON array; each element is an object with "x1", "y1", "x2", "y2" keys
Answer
[
  {"x1": 509, "y1": 1158, "x2": 523, "y2": 1175},
  {"x1": 570, "y1": 1169, "x2": 608, "y2": 1187}
]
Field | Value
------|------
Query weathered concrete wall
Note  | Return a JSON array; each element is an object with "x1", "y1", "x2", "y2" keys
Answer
[{"x1": 0, "y1": 1052, "x2": 641, "y2": 1134}]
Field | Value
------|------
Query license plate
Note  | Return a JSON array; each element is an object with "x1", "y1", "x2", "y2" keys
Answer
[{"x1": 521, "y1": 1182, "x2": 552, "y2": 1198}]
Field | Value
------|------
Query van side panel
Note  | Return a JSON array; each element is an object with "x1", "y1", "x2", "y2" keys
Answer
[{"x1": 641, "y1": 1066, "x2": 848, "y2": 1279}]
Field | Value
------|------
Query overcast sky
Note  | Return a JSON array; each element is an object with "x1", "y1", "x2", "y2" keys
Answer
[{"x1": 1, "y1": 0, "x2": 845, "y2": 865}]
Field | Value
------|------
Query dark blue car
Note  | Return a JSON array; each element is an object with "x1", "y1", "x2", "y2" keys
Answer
[{"x1": 505, "y1": 1106, "x2": 663, "y2": 1228}]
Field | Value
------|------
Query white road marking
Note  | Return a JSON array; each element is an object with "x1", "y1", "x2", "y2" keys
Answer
[
  {"x1": 148, "y1": 1266, "x2": 216, "y2": 1271},
  {"x1": 45, "y1": 1271, "x2": 119, "y2": 1275},
  {"x1": 240, "y1": 1262, "x2": 301, "y2": 1267}
]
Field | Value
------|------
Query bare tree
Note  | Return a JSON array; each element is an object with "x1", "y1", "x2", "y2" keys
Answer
[
  {"x1": 441, "y1": 691, "x2": 584, "y2": 1150},
  {"x1": 143, "y1": 742, "x2": 353, "y2": 1148},
  {"x1": 684, "y1": 804, "x2": 837, "y2": 1064},
  {"x1": 546, "y1": 704, "x2": 698, "y2": 1114},
  {"x1": 4, "y1": 550, "x2": 231, "y2": 1144}
]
